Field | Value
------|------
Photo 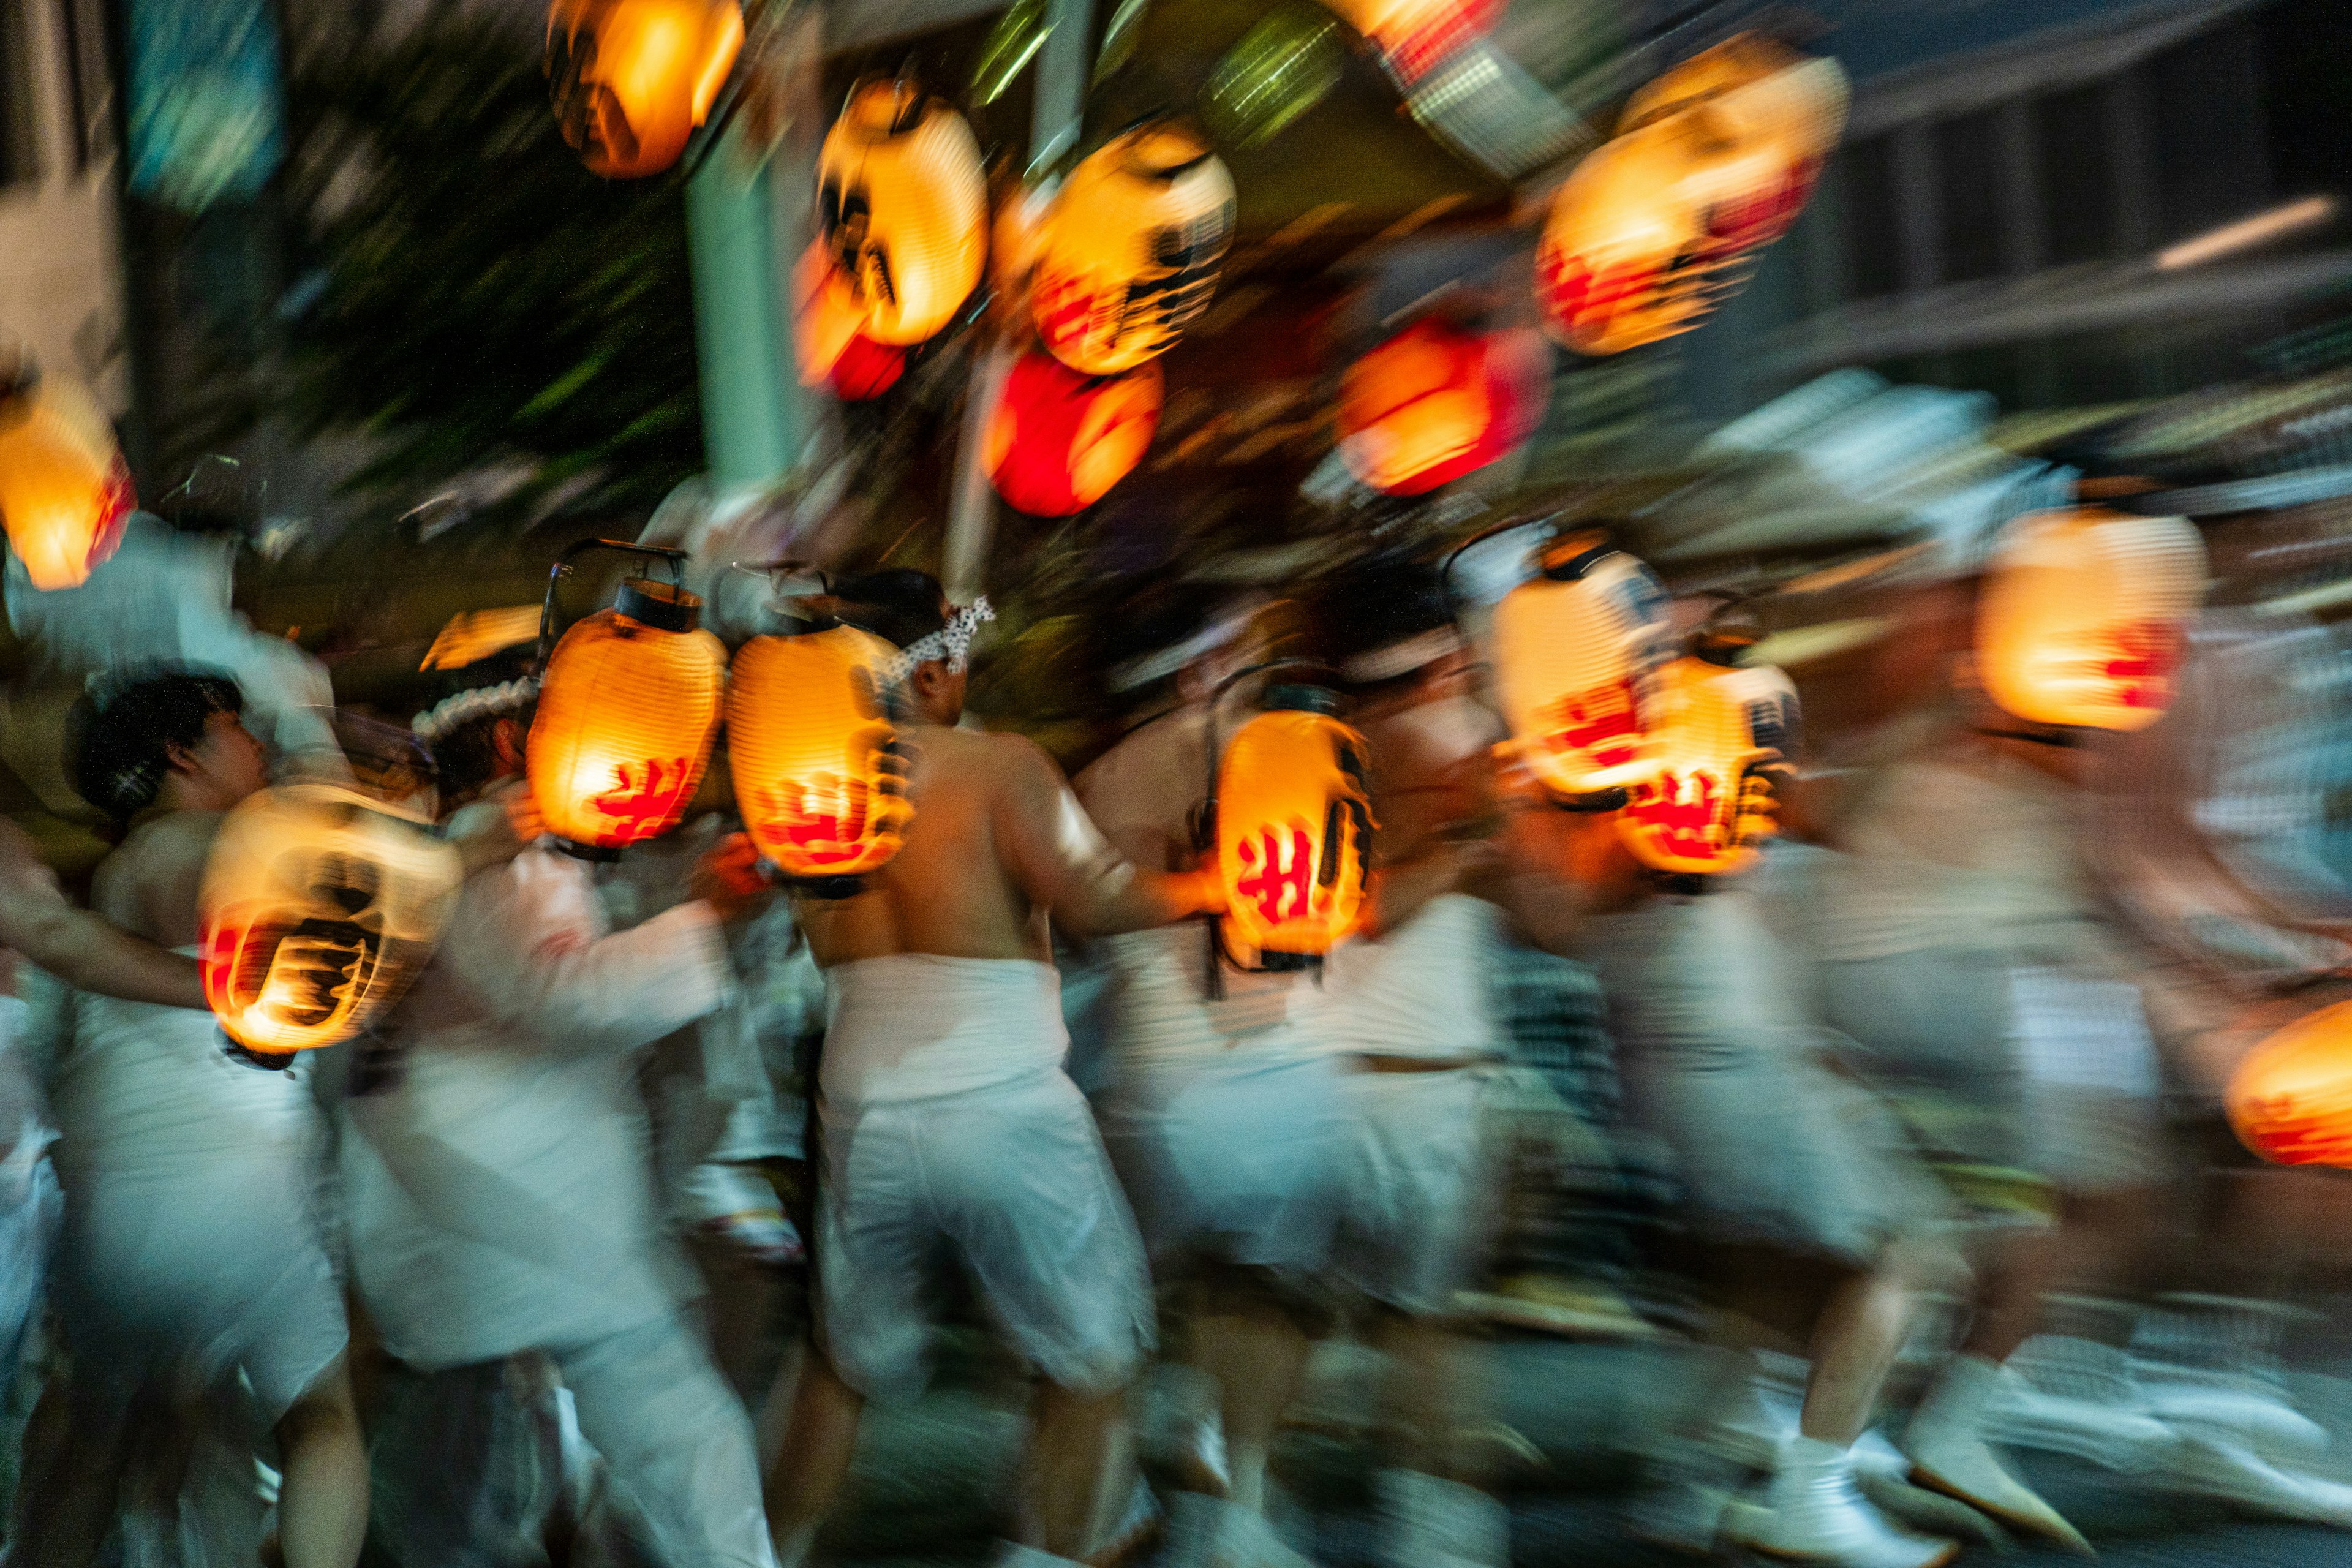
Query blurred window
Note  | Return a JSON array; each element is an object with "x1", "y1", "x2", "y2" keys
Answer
[
  {"x1": 0, "y1": 0, "x2": 40, "y2": 187},
  {"x1": 1841, "y1": 132, "x2": 1902, "y2": 300},
  {"x1": 2035, "y1": 83, "x2": 2113, "y2": 266},
  {"x1": 1936, "y1": 109, "x2": 2003, "y2": 283}
]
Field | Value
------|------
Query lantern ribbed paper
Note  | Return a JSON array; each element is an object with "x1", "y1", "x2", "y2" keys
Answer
[
  {"x1": 529, "y1": 580, "x2": 725, "y2": 852},
  {"x1": 1977, "y1": 507, "x2": 2206, "y2": 732},
  {"x1": 546, "y1": 0, "x2": 744, "y2": 179},
  {"x1": 986, "y1": 353, "x2": 1163, "y2": 516},
  {"x1": 0, "y1": 374, "x2": 133, "y2": 590},
  {"x1": 1338, "y1": 320, "x2": 1547, "y2": 496},
  {"x1": 1321, "y1": 0, "x2": 1499, "y2": 82},
  {"x1": 2230, "y1": 1000, "x2": 2352, "y2": 1169},
  {"x1": 1215, "y1": 692, "x2": 1373, "y2": 963},
  {"x1": 1492, "y1": 545, "x2": 1673, "y2": 798},
  {"x1": 817, "y1": 82, "x2": 986, "y2": 347},
  {"x1": 1616, "y1": 655, "x2": 1796, "y2": 876},
  {"x1": 793, "y1": 247, "x2": 906, "y2": 400},
  {"x1": 200, "y1": 782, "x2": 462, "y2": 1056},
  {"x1": 729, "y1": 621, "x2": 912, "y2": 880},
  {"x1": 1032, "y1": 124, "x2": 1235, "y2": 377}
]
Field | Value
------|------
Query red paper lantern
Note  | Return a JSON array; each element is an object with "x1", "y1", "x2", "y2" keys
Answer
[
  {"x1": 984, "y1": 353, "x2": 1163, "y2": 516},
  {"x1": 793, "y1": 244, "x2": 907, "y2": 401},
  {"x1": 1337, "y1": 320, "x2": 1547, "y2": 496}
]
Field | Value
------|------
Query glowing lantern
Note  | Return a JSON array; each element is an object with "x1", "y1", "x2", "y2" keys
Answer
[
  {"x1": 199, "y1": 782, "x2": 462, "y2": 1060},
  {"x1": 728, "y1": 619, "x2": 911, "y2": 883},
  {"x1": 1213, "y1": 687, "x2": 1374, "y2": 966},
  {"x1": 1976, "y1": 506, "x2": 2206, "y2": 731},
  {"x1": 1491, "y1": 541, "x2": 1673, "y2": 799},
  {"x1": 793, "y1": 245, "x2": 906, "y2": 400},
  {"x1": 1338, "y1": 320, "x2": 1547, "y2": 496},
  {"x1": 0, "y1": 374, "x2": 133, "y2": 590},
  {"x1": 1031, "y1": 123, "x2": 1235, "y2": 377},
  {"x1": 986, "y1": 352, "x2": 1163, "y2": 516},
  {"x1": 1320, "y1": 0, "x2": 1499, "y2": 82},
  {"x1": 816, "y1": 81, "x2": 987, "y2": 346},
  {"x1": 1536, "y1": 43, "x2": 1845, "y2": 355},
  {"x1": 2230, "y1": 1001, "x2": 2352, "y2": 1168},
  {"x1": 529, "y1": 573, "x2": 725, "y2": 855},
  {"x1": 546, "y1": 0, "x2": 745, "y2": 179},
  {"x1": 1616, "y1": 654, "x2": 1795, "y2": 876}
]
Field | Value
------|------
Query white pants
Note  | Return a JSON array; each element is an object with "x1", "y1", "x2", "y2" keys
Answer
[
  {"x1": 818, "y1": 1071, "x2": 1153, "y2": 1403},
  {"x1": 1331, "y1": 1069, "x2": 1493, "y2": 1315}
]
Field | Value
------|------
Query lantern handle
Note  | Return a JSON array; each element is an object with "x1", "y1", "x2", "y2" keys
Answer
[{"x1": 538, "y1": 539, "x2": 692, "y2": 667}]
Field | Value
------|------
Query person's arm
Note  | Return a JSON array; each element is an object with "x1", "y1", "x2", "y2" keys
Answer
[
  {"x1": 997, "y1": 738, "x2": 1220, "y2": 938},
  {"x1": 0, "y1": 823, "x2": 206, "y2": 1009}
]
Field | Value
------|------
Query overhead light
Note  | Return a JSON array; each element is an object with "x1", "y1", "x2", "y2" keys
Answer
[{"x1": 2157, "y1": 195, "x2": 2337, "y2": 271}]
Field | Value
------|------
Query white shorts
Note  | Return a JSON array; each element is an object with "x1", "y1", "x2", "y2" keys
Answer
[
  {"x1": 1330, "y1": 1069, "x2": 1493, "y2": 1316},
  {"x1": 816, "y1": 1071, "x2": 1153, "y2": 1403}
]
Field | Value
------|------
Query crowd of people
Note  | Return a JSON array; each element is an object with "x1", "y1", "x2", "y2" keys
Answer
[{"x1": 4, "y1": 496, "x2": 2352, "y2": 1568}]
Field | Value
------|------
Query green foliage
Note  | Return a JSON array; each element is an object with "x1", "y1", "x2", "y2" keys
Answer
[{"x1": 281, "y1": 12, "x2": 703, "y2": 518}]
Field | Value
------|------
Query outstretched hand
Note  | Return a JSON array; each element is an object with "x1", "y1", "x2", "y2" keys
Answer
[{"x1": 692, "y1": 832, "x2": 775, "y2": 924}]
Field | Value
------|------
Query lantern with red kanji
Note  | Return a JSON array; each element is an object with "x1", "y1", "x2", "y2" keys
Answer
[
  {"x1": 2229, "y1": 1000, "x2": 2352, "y2": 1169},
  {"x1": 1616, "y1": 653, "x2": 1796, "y2": 876},
  {"x1": 1491, "y1": 540, "x2": 1673, "y2": 799},
  {"x1": 528, "y1": 556, "x2": 726, "y2": 856},
  {"x1": 546, "y1": 0, "x2": 745, "y2": 179},
  {"x1": 1975, "y1": 505, "x2": 2206, "y2": 732},
  {"x1": 1213, "y1": 685, "x2": 1374, "y2": 967},
  {"x1": 1338, "y1": 320, "x2": 1547, "y2": 496},
  {"x1": 728, "y1": 616, "x2": 911, "y2": 884},
  {"x1": 985, "y1": 352, "x2": 1163, "y2": 516},
  {"x1": 0, "y1": 371, "x2": 133, "y2": 591}
]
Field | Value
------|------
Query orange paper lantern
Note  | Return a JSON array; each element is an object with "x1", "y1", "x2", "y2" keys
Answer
[
  {"x1": 1338, "y1": 320, "x2": 1547, "y2": 496},
  {"x1": 200, "y1": 782, "x2": 462, "y2": 1058},
  {"x1": 793, "y1": 244, "x2": 907, "y2": 401},
  {"x1": 1031, "y1": 124, "x2": 1235, "y2": 377},
  {"x1": 546, "y1": 0, "x2": 745, "y2": 179},
  {"x1": 1491, "y1": 542, "x2": 1673, "y2": 798},
  {"x1": 1976, "y1": 505, "x2": 2206, "y2": 732},
  {"x1": 1215, "y1": 687, "x2": 1374, "y2": 965},
  {"x1": 0, "y1": 374, "x2": 133, "y2": 590},
  {"x1": 816, "y1": 81, "x2": 987, "y2": 346},
  {"x1": 985, "y1": 353, "x2": 1163, "y2": 516},
  {"x1": 1321, "y1": 0, "x2": 1499, "y2": 82},
  {"x1": 728, "y1": 619, "x2": 912, "y2": 881},
  {"x1": 529, "y1": 577, "x2": 725, "y2": 854},
  {"x1": 1616, "y1": 654, "x2": 1795, "y2": 876},
  {"x1": 2229, "y1": 1000, "x2": 2352, "y2": 1168}
]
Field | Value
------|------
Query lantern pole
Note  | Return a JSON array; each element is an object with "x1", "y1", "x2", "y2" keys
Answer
[
  {"x1": 687, "y1": 132, "x2": 804, "y2": 489},
  {"x1": 941, "y1": 0, "x2": 1095, "y2": 602}
]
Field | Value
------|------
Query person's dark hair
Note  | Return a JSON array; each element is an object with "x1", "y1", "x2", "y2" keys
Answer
[
  {"x1": 1093, "y1": 581, "x2": 1229, "y2": 712},
  {"x1": 1306, "y1": 552, "x2": 1455, "y2": 696},
  {"x1": 68, "y1": 668, "x2": 245, "y2": 823},
  {"x1": 834, "y1": 568, "x2": 948, "y2": 652}
]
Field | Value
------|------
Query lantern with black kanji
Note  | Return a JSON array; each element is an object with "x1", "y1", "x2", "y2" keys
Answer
[
  {"x1": 1338, "y1": 320, "x2": 1547, "y2": 496},
  {"x1": 1031, "y1": 123, "x2": 1235, "y2": 377},
  {"x1": 0, "y1": 371, "x2": 133, "y2": 591},
  {"x1": 528, "y1": 551, "x2": 725, "y2": 856},
  {"x1": 816, "y1": 80, "x2": 987, "y2": 346},
  {"x1": 200, "y1": 782, "x2": 462, "y2": 1061},
  {"x1": 986, "y1": 353, "x2": 1163, "y2": 516},
  {"x1": 1616, "y1": 653, "x2": 1796, "y2": 876},
  {"x1": 1213, "y1": 685, "x2": 1373, "y2": 967},
  {"x1": 793, "y1": 244, "x2": 906, "y2": 400},
  {"x1": 1976, "y1": 506, "x2": 2206, "y2": 732},
  {"x1": 546, "y1": 0, "x2": 745, "y2": 179},
  {"x1": 1491, "y1": 540, "x2": 1673, "y2": 799},
  {"x1": 728, "y1": 615, "x2": 911, "y2": 886},
  {"x1": 2230, "y1": 1000, "x2": 2352, "y2": 1169}
]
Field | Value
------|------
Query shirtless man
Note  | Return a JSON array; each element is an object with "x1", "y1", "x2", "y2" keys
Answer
[{"x1": 764, "y1": 570, "x2": 1221, "y2": 1568}]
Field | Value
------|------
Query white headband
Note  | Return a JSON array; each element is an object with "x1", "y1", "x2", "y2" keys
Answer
[
  {"x1": 412, "y1": 677, "x2": 540, "y2": 744},
  {"x1": 878, "y1": 597, "x2": 995, "y2": 687},
  {"x1": 1106, "y1": 606, "x2": 1252, "y2": 693},
  {"x1": 1338, "y1": 626, "x2": 1460, "y2": 685}
]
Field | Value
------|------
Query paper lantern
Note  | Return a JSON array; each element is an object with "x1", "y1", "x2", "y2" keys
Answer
[
  {"x1": 1321, "y1": 0, "x2": 1499, "y2": 82},
  {"x1": 546, "y1": 0, "x2": 745, "y2": 179},
  {"x1": 1031, "y1": 124, "x2": 1235, "y2": 377},
  {"x1": 1338, "y1": 320, "x2": 1547, "y2": 496},
  {"x1": 986, "y1": 353, "x2": 1163, "y2": 516},
  {"x1": 1492, "y1": 543, "x2": 1673, "y2": 798},
  {"x1": 1536, "y1": 43, "x2": 1845, "y2": 355},
  {"x1": 1977, "y1": 507, "x2": 2206, "y2": 731},
  {"x1": 0, "y1": 374, "x2": 133, "y2": 590},
  {"x1": 2230, "y1": 1000, "x2": 2352, "y2": 1168},
  {"x1": 1214, "y1": 687, "x2": 1373, "y2": 965},
  {"x1": 728, "y1": 619, "x2": 912, "y2": 882},
  {"x1": 793, "y1": 247, "x2": 906, "y2": 400},
  {"x1": 1616, "y1": 654, "x2": 1795, "y2": 876},
  {"x1": 529, "y1": 577, "x2": 725, "y2": 854},
  {"x1": 199, "y1": 782, "x2": 462, "y2": 1059},
  {"x1": 816, "y1": 81, "x2": 986, "y2": 346}
]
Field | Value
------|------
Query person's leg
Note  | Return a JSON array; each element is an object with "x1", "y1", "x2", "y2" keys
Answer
[
  {"x1": 1188, "y1": 1278, "x2": 1316, "y2": 1515},
  {"x1": 762, "y1": 1350, "x2": 865, "y2": 1568},
  {"x1": 1801, "y1": 1248, "x2": 1928, "y2": 1449},
  {"x1": 270, "y1": 1357, "x2": 369, "y2": 1568},
  {"x1": 10, "y1": 1374, "x2": 138, "y2": 1568},
  {"x1": 1025, "y1": 1377, "x2": 1138, "y2": 1560}
]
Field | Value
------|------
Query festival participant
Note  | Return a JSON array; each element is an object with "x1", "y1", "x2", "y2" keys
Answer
[
  {"x1": 12, "y1": 672, "x2": 364, "y2": 1568},
  {"x1": 763, "y1": 570, "x2": 1221, "y2": 1568},
  {"x1": 337, "y1": 676, "x2": 782, "y2": 1568}
]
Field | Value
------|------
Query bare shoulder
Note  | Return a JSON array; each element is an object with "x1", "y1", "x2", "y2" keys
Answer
[{"x1": 96, "y1": 813, "x2": 222, "y2": 933}]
